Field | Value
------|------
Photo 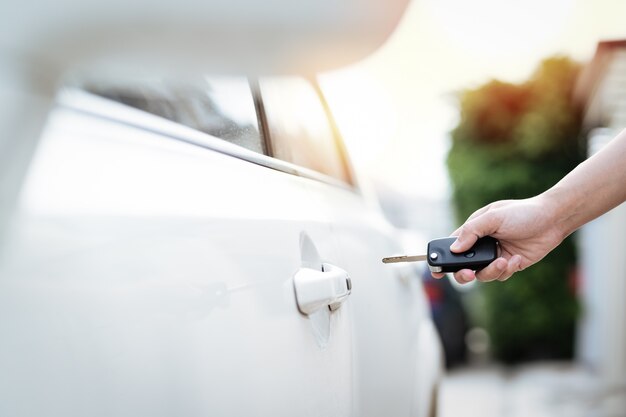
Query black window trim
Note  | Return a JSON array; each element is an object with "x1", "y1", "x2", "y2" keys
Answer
[
  {"x1": 248, "y1": 78, "x2": 273, "y2": 158},
  {"x1": 253, "y1": 75, "x2": 357, "y2": 189}
]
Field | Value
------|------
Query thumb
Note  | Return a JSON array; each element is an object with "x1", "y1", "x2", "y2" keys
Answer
[{"x1": 450, "y1": 212, "x2": 500, "y2": 253}]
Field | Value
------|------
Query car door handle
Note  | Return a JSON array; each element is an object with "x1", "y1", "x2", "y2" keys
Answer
[{"x1": 293, "y1": 263, "x2": 352, "y2": 315}]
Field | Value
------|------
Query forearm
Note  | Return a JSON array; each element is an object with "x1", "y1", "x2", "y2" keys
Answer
[{"x1": 542, "y1": 129, "x2": 626, "y2": 238}]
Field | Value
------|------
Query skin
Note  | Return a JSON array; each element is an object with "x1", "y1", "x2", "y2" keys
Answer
[{"x1": 433, "y1": 128, "x2": 626, "y2": 284}]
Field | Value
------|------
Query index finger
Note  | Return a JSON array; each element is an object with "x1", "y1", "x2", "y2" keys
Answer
[{"x1": 450, "y1": 212, "x2": 500, "y2": 253}]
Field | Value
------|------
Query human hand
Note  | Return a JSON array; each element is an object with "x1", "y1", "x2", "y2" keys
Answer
[{"x1": 431, "y1": 195, "x2": 566, "y2": 284}]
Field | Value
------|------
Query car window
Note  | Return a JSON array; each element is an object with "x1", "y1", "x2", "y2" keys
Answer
[
  {"x1": 259, "y1": 77, "x2": 351, "y2": 184},
  {"x1": 85, "y1": 77, "x2": 265, "y2": 154}
]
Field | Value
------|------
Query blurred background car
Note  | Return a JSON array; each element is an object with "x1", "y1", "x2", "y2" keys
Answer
[
  {"x1": 420, "y1": 268, "x2": 469, "y2": 369},
  {"x1": 393, "y1": 229, "x2": 469, "y2": 369}
]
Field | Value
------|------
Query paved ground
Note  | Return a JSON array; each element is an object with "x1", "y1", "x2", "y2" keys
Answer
[{"x1": 439, "y1": 362, "x2": 626, "y2": 417}]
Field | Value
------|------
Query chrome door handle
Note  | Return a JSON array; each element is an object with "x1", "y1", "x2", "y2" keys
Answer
[{"x1": 293, "y1": 263, "x2": 352, "y2": 315}]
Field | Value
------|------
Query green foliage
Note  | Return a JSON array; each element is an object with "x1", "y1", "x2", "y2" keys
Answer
[{"x1": 447, "y1": 57, "x2": 583, "y2": 363}]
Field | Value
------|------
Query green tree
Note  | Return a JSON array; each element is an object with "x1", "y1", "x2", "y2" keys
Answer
[{"x1": 447, "y1": 57, "x2": 582, "y2": 362}]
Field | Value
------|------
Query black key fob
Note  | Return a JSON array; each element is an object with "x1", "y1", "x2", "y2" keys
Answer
[{"x1": 427, "y1": 236, "x2": 499, "y2": 273}]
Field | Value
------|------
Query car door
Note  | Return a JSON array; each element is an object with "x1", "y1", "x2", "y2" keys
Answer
[
  {"x1": 309, "y1": 174, "x2": 442, "y2": 417},
  {"x1": 258, "y1": 76, "x2": 442, "y2": 417},
  {"x1": 0, "y1": 77, "x2": 353, "y2": 416}
]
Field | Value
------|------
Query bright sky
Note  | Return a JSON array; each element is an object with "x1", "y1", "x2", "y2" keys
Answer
[{"x1": 320, "y1": 0, "x2": 626, "y2": 199}]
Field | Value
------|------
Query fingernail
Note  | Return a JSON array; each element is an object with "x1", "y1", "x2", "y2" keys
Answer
[
  {"x1": 497, "y1": 259, "x2": 506, "y2": 270},
  {"x1": 450, "y1": 240, "x2": 461, "y2": 251}
]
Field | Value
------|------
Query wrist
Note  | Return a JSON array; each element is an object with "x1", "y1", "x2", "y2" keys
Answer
[{"x1": 539, "y1": 184, "x2": 580, "y2": 240}]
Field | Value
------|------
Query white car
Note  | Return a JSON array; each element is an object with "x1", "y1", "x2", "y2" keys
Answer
[
  {"x1": 0, "y1": 74, "x2": 442, "y2": 416},
  {"x1": 0, "y1": 0, "x2": 443, "y2": 415}
]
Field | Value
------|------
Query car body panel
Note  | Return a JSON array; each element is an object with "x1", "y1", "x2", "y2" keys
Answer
[
  {"x1": 0, "y1": 81, "x2": 442, "y2": 416},
  {"x1": 307, "y1": 177, "x2": 442, "y2": 416},
  {"x1": 0, "y1": 101, "x2": 354, "y2": 416}
]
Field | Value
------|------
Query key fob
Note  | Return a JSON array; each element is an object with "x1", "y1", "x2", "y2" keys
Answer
[{"x1": 427, "y1": 236, "x2": 499, "y2": 273}]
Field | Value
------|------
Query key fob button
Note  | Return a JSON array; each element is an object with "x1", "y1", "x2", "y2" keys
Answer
[{"x1": 464, "y1": 251, "x2": 475, "y2": 258}]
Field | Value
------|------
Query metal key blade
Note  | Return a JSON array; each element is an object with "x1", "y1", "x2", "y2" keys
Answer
[{"x1": 382, "y1": 254, "x2": 428, "y2": 264}]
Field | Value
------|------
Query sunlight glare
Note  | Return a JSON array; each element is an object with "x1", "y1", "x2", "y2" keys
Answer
[
  {"x1": 423, "y1": 0, "x2": 575, "y2": 59},
  {"x1": 319, "y1": 69, "x2": 398, "y2": 167}
]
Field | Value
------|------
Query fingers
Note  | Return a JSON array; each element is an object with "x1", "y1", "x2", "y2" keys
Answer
[
  {"x1": 450, "y1": 204, "x2": 493, "y2": 237},
  {"x1": 496, "y1": 255, "x2": 522, "y2": 282},
  {"x1": 450, "y1": 255, "x2": 523, "y2": 284},
  {"x1": 450, "y1": 211, "x2": 501, "y2": 253},
  {"x1": 452, "y1": 269, "x2": 476, "y2": 284},
  {"x1": 475, "y1": 257, "x2": 508, "y2": 282},
  {"x1": 431, "y1": 272, "x2": 445, "y2": 279},
  {"x1": 467, "y1": 205, "x2": 491, "y2": 222},
  {"x1": 451, "y1": 206, "x2": 491, "y2": 237}
]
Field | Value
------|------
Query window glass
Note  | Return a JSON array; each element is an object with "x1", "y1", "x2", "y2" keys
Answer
[
  {"x1": 259, "y1": 77, "x2": 351, "y2": 184},
  {"x1": 86, "y1": 77, "x2": 265, "y2": 154}
]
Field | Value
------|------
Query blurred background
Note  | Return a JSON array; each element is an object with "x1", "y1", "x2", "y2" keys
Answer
[{"x1": 320, "y1": 0, "x2": 626, "y2": 416}]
